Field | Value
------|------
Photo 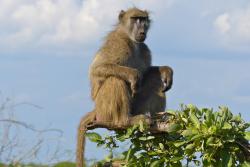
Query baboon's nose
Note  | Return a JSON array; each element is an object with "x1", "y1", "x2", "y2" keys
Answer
[{"x1": 140, "y1": 32, "x2": 146, "y2": 36}]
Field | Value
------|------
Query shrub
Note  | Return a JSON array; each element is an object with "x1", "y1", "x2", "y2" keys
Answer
[
  {"x1": 53, "y1": 162, "x2": 75, "y2": 167},
  {"x1": 87, "y1": 105, "x2": 250, "y2": 167}
]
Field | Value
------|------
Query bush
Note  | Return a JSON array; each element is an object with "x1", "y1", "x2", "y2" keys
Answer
[
  {"x1": 0, "y1": 163, "x2": 6, "y2": 167},
  {"x1": 53, "y1": 161, "x2": 75, "y2": 167},
  {"x1": 7, "y1": 163, "x2": 49, "y2": 167},
  {"x1": 87, "y1": 104, "x2": 250, "y2": 167}
]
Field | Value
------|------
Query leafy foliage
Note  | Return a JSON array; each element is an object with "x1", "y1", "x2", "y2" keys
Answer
[
  {"x1": 87, "y1": 105, "x2": 250, "y2": 167},
  {"x1": 3, "y1": 163, "x2": 49, "y2": 167},
  {"x1": 53, "y1": 161, "x2": 76, "y2": 167},
  {"x1": 0, "y1": 162, "x2": 77, "y2": 167}
]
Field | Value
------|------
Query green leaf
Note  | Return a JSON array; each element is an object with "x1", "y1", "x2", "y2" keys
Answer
[
  {"x1": 167, "y1": 110, "x2": 176, "y2": 115},
  {"x1": 138, "y1": 137, "x2": 147, "y2": 141},
  {"x1": 86, "y1": 132, "x2": 102, "y2": 142},
  {"x1": 232, "y1": 114, "x2": 242, "y2": 122},
  {"x1": 105, "y1": 152, "x2": 113, "y2": 161},
  {"x1": 205, "y1": 109, "x2": 213, "y2": 126},
  {"x1": 170, "y1": 156, "x2": 183, "y2": 162},
  {"x1": 190, "y1": 113, "x2": 200, "y2": 129},
  {"x1": 139, "y1": 136, "x2": 155, "y2": 141},
  {"x1": 222, "y1": 122, "x2": 232, "y2": 130},
  {"x1": 159, "y1": 143, "x2": 164, "y2": 150},
  {"x1": 191, "y1": 134, "x2": 203, "y2": 141},
  {"x1": 241, "y1": 161, "x2": 250, "y2": 167},
  {"x1": 126, "y1": 128, "x2": 133, "y2": 136},
  {"x1": 221, "y1": 150, "x2": 232, "y2": 167},
  {"x1": 244, "y1": 131, "x2": 250, "y2": 140},
  {"x1": 166, "y1": 123, "x2": 182, "y2": 133},
  {"x1": 148, "y1": 151, "x2": 159, "y2": 156},
  {"x1": 208, "y1": 125, "x2": 218, "y2": 134},
  {"x1": 173, "y1": 141, "x2": 186, "y2": 147},
  {"x1": 181, "y1": 129, "x2": 194, "y2": 137},
  {"x1": 206, "y1": 137, "x2": 215, "y2": 145},
  {"x1": 193, "y1": 160, "x2": 201, "y2": 166},
  {"x1": 181, "y1": 117, "x2": 188, "y2": 123},
  {"x1": 131, "y1": 123, "x2": 139, "y2": 132},
  {"x1": 125, "y1": 148, "x2": 132, "y2": 163},
  {"x1": 147, "y1": 136, "x2": 155, "y2": 140},
  {"x1": 187, "y1": 104, "x2": 196, "y2": 110},
  {"x1": 228, "y1": 155, "x2": 233, "y2": 167},
  {"x1": 185, "y1": 143, "x2": 195, "y2": 150},
  {"x1": 150, "y1": 159, "x2": 163, "y2": 167}
]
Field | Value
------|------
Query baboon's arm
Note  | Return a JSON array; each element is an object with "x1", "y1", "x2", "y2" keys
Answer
[
  {"x1": 146, "y1": 66, "x2": 172, "y2": 73},
  {"x1": 145, "y1": 66, "x2": 173, "y2": 92},
  {"x1": 91, "y1": 64, "x2": 140, "y2": 83}
]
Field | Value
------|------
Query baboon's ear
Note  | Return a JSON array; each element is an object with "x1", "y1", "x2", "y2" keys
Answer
[{"x1": 119, "y1": 10, "x2": 125, "y2": 22}]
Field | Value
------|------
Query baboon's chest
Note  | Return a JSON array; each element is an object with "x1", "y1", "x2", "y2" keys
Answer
[
  {"x1": 127, "y1": 54, "x2": 148, "y2": 72},
  {"x1": 126, "y1": 46, "x2": 149, "y2": 72}
]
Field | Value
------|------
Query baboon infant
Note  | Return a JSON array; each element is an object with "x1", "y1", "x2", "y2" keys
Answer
[{"x1": 76, "y1": 7, "x2": 173, "y2": 167}]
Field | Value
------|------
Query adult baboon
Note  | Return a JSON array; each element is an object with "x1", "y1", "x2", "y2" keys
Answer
[{"x1": 76, "y1": 8, "x2": 173, "y2": 167}]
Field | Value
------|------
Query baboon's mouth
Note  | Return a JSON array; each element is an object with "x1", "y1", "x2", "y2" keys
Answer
[{"x1": 136, "y1": 34, "x2": 146, "y2": 42}]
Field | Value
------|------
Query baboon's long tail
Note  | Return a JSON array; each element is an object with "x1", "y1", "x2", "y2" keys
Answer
[{"x1": 76, "y1": 111, "x2": 96, "y2": 167}]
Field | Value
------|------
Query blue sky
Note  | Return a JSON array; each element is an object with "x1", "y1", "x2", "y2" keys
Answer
[{"x1": 0, "y1": 0, "x2": 250, "y2": 163}]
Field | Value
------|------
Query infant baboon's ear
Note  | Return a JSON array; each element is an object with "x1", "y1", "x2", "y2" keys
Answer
[{"x1": 119, "y1": 10, "x2": 125, "y2": 22}]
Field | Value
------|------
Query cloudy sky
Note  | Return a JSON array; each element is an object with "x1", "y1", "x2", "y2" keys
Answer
[{"x1": 1, "y1": 0, "x2": 250, "y2": 162}]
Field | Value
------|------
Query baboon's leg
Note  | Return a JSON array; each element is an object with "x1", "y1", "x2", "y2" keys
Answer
[
  {"x1": 132, "y1": 67, "x2": 166, "y2": 117},
  {"x1": 94, "y1": 77, "x2": 132, "y2": 125}
]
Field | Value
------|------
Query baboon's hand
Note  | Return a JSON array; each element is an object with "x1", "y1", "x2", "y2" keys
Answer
[
  {"x1": 129, "y1": 114, "x2": 152, "y2": 125},
  {"x1": 160, "y1": 66, "x2": 173, "y2": 92},
  {"x1": 128, "y1": 69, "x2": 142, "y2": 97}
]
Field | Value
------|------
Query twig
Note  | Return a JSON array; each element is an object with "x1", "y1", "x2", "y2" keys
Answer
[{"x1": 0, "y1": 119, "x2": 63, "y2": 135}]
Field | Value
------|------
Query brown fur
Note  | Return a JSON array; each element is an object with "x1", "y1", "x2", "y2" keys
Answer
[
  {"x1": 76, "y1": 7, "x2": 173, "y2": 167},
  {"x1": 132, "y1": 66, "x2": 173, "y2": 117},
  {"x1": 76, "y1": 112, "x2": 96, "y2": 167}
]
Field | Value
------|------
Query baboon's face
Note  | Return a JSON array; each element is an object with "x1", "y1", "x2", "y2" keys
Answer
[
  {"x1": 129, "y1": 16, "x2": 150, "y2": 42},
  {"x1": 119, "y1": 8, "x2": 150, "y2": 43}
]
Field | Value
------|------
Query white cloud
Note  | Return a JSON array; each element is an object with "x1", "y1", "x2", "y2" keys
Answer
[
  {"x1": 236, "y1": 9, "x2": 250, "y2": 38},
  {"x1": 214, "y1": 13, "x2": 231, "y2": 34},
  {"x1": 1, "y1": 0, "x2": 250, "y2": 55},
  {"x1": 0, "y1": 0, "x2": 173, "y2": 54},
  {"x1": 213, "y1": 5, "x2": 250, "y2": 52}
]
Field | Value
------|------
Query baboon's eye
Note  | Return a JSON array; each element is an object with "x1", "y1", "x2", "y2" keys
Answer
[
  {"x1": 130, "y1": 17, "x2": 149, "y2": 27},
  {"x1": 130, "y1": 16, "x2": 139, "y2": 20},
  {"x1": 130, "y1": 16, "x2": 148, "y2": 22}
]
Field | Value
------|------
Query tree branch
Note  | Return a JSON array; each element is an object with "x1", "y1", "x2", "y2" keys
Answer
[{"x1": 85, "y1": 119, "x2": 170, "y2": 133}]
